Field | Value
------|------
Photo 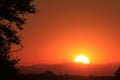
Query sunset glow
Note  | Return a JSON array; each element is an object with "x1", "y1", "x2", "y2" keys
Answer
[
  {"x1": 17, "y1": 0, "x2": 120, "y2": 65},
  {"x1": 74, "y1": 55, "x2": 90, "y2": 64},
  {"x1": 1, "y1": 0, "x2": 120, "y2": 78}
]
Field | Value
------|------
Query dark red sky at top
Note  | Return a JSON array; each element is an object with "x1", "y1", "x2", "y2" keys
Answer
[{"x1": 17, "y1": 0, "x2": 120, "y2": 65}]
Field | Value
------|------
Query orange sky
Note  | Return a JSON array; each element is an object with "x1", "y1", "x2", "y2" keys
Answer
[{"x1": 17, "y1": 0, "x2": 120, "y2": 65}]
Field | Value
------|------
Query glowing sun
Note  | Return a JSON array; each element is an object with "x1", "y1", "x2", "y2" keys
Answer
[{"x1": 74, "y1": 55, "x2": 90, "y2": 64}]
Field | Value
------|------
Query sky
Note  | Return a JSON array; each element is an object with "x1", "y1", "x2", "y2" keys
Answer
[{"x1": 17, "y1": 0, "x2": 120, "y2": 65}]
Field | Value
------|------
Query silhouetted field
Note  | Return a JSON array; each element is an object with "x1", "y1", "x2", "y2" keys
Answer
[{"x1": 18, "y1": 71, "x2": 116, "y2": 80}]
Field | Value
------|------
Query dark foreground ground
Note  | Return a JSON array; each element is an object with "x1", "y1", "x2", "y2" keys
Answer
[{"x1": 19, "y1": 71, "x2": 117, "y2": 80}]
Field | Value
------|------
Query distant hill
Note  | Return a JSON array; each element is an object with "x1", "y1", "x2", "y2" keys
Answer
[{"x1": 18, "y1": 62, "x2": 120, "y2": 76}]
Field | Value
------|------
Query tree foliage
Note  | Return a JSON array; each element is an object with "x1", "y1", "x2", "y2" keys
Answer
[
  {"x1": 115, "y1": 67, "x2": 120, "y2": 80},
  {"x1": 0, "y1": 0, "x2": 36, "y2": 79}
]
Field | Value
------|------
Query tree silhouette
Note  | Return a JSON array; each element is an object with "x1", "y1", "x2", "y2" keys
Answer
[
  {"x1": 0, "y1": 0, "x2": 36, "y2": 79},
  {"x1": 115, "y1": 67, "x2": 120, "y2": 80}
]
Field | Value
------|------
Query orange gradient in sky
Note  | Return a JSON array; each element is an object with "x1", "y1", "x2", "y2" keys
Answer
[{"x1": 17, "y1": 0, "x2": 120, "y2": 65}]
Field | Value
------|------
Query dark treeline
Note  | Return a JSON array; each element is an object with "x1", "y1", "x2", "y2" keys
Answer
[{"x1": 18, "y1": 71, "x2": 116, "y2": 80}]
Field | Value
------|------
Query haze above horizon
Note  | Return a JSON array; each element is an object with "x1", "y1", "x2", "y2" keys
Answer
[{"x1": 17, "y1": 0, "x2": 120, "y2": 65}]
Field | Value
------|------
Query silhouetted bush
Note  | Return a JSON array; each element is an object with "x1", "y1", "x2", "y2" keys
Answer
[{"x1": 115, "y1": 67, "x2": 120, "y2": 80}]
